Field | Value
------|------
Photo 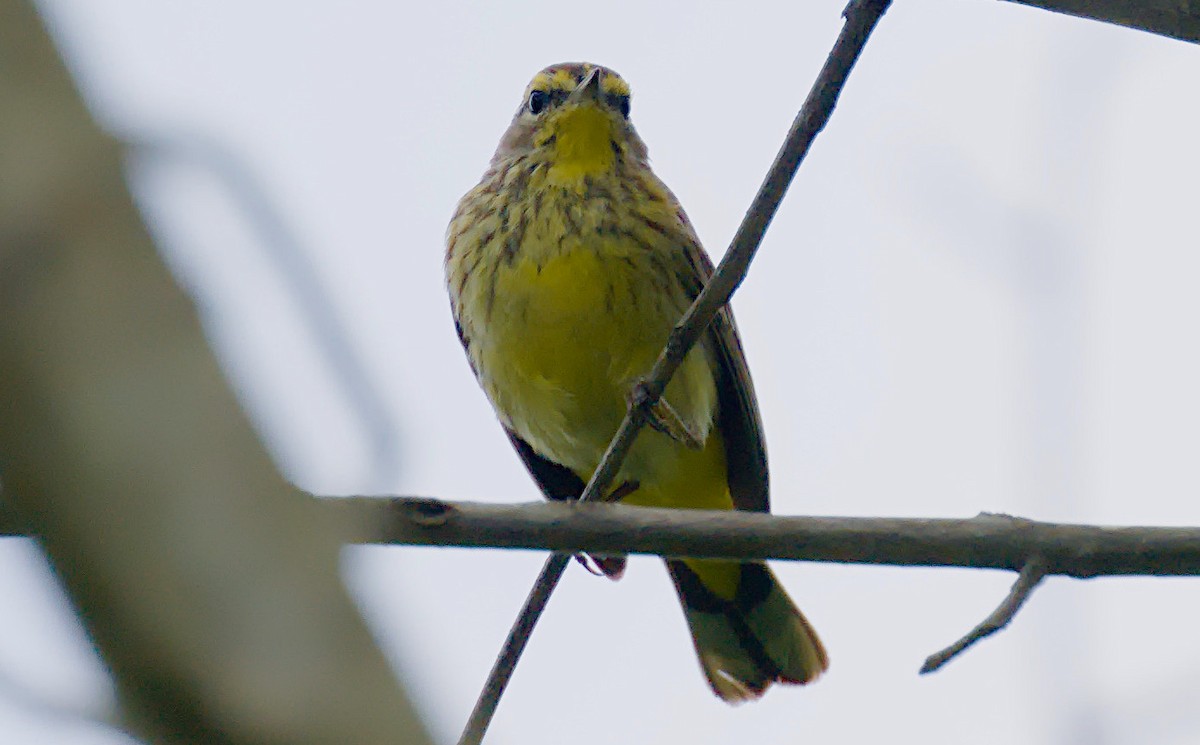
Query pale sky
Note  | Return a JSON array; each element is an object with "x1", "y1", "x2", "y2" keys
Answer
[{"x1": 3, "y1": 1, "x2": 1200, "y2": 743}]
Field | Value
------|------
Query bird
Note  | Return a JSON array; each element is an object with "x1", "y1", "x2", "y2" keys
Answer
[{"x1": 445, "y1": 62, "x2": 827, "y2": 701}]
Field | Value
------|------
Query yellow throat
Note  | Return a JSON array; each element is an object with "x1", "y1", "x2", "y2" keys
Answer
[{"x1": 547, "y1": 103, "x2": 614, "y2": 180}]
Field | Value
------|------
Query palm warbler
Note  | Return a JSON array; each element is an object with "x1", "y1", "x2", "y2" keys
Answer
[{"x1": 446, "y1": 62, "x2": 827, "y2": 701}]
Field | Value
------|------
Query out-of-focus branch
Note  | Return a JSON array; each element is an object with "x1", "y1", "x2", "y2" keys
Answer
[
  {"x1": 0, "y1": 501, "x2": 30, "y2": 538},
  {"x1": 0, "y1": 3, "x2": 431, "y2": 744},
  {"x1": 1004, "y1": 0, "x2": 1200, "y2": 44}
]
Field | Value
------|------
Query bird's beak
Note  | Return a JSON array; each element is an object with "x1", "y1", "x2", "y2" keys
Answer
[{"x1": 567, "y1": 67, "x2": 604, "y2": 105}]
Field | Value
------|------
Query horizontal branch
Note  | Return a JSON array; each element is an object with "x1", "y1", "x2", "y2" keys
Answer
[{"x1": 329, "y1": 497, "x2": 1200, "y2": 578}]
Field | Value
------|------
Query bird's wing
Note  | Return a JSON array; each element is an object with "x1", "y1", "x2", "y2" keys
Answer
[
  {"x1": 672, "y1": 214, "x2": 771, "y2": 514},
  {"x1": 449, "y1": 210, "x2": 769, "y2": 513},
  {"x1": 502, "y1": 426, "x2": 586, "y2": 501}
]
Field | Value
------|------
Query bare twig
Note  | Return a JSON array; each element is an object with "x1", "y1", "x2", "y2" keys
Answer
[
  {"x1": 920, "y1": 558, "x2": 1048, "y2": 674},
  {"x1": 324, "y1": 498, "x2": 1200, "y2": 577},
  {"x1": 456, "y1": 553, "x2": 571, "y2": 745},
  {"x1": 456, "y1": 3, "x2": 893, "y2": 742}
]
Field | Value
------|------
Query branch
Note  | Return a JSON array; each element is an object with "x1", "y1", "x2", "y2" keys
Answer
[
  {"x1": 920, "y1": 558, "x2": 1048, "y2": 674},
  {"x1": 328, "y1": 497, "x2": 1200, "y2": 577},
  {"x1": 457, "y1": 2, "x2": 893, "y2": 742},
  {"x1": 0, "y1": 3, "x2": 431, "y2": 743},
  {"x1": 351, "y1": 498, "x2": 1195, "y2": 677},
  {"x1": 1003, "y1": 0, "x2": 1200, "y2": 44},
  {"x1": 7, "y1": 496, "x2": 1194, "y2": 681}
]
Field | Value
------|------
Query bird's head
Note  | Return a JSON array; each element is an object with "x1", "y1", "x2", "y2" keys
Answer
[{"x1": 494, "y1": 62, "x2": 647, "y2": 179}]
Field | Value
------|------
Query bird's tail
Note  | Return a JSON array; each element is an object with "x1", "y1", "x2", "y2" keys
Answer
[{"x1": 666, "y1": 558, "x2": 827, "y2": 702}]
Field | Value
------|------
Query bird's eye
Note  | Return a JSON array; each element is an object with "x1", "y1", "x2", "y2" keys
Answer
[{"x1": 528, "y1": 90, "x2": 549, "y2": 115}]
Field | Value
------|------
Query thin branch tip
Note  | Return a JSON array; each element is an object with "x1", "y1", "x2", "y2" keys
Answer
[{"x1": 920, "y1": 559, "x2": 1048, "y2": 674}]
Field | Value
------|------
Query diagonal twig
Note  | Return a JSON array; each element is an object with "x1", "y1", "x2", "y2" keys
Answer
[
  {"x1": 920, "y1": 558, "x2": 1048, "y2": 674},
  {"x1": 457, "y1": 2, "x2": 893, "y2": 743}
]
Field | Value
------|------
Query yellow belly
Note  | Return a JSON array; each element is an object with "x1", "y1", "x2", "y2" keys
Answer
[{"x1": 472, "y1": 240, "x2": 729, "y2": 512}]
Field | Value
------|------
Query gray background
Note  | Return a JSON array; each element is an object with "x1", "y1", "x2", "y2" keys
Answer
[{"x1": 2, "y1": 1, "x2": 1199, "y2": 743}]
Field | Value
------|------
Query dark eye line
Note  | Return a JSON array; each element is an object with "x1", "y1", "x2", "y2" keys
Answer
[{"x1": 528, "y1": 88, "x2": 630, "y2": 118}]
